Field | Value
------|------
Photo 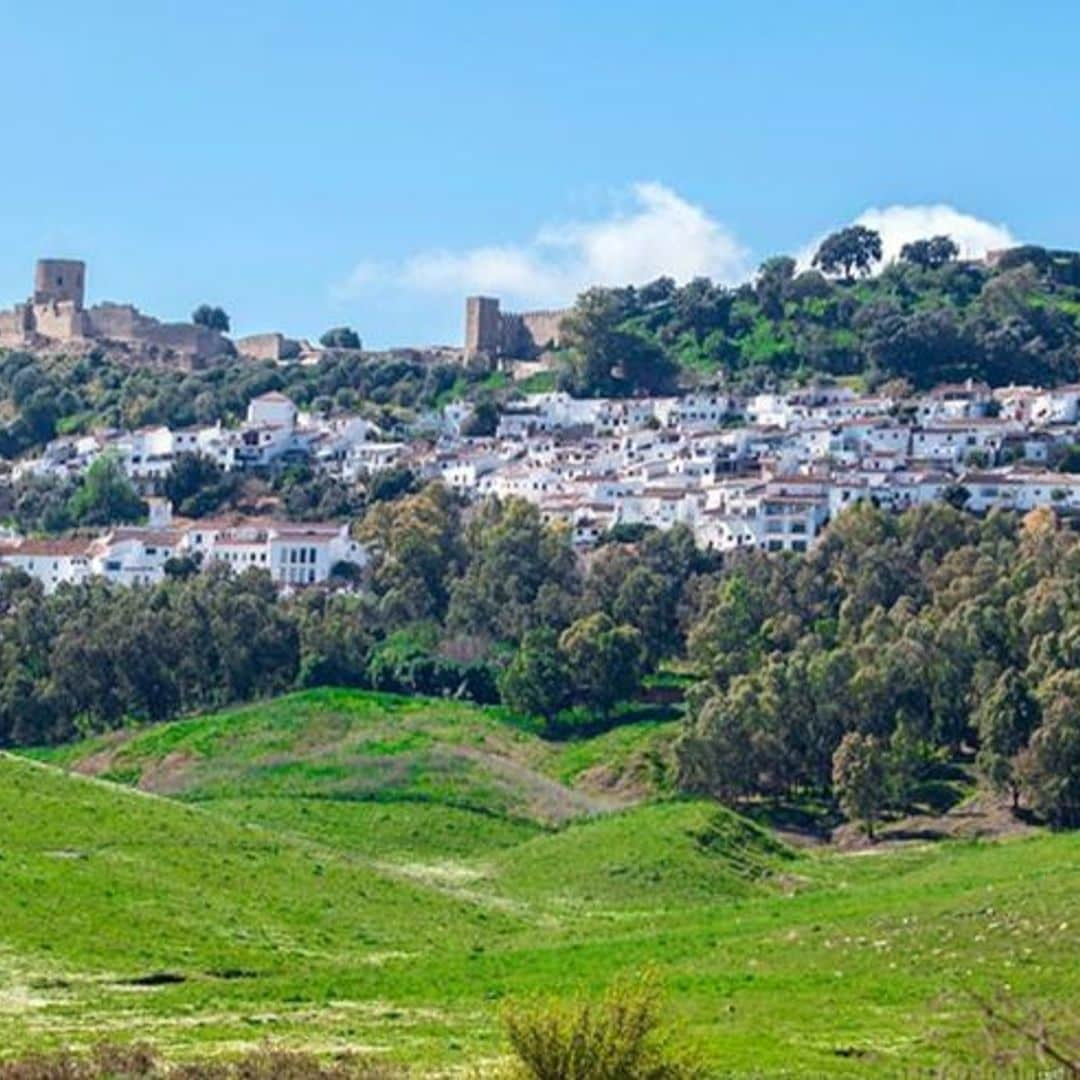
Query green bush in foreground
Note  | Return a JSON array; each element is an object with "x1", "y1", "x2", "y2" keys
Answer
[{"x1": 502, "y1": 977, "x2": 706, "y2": 1080}]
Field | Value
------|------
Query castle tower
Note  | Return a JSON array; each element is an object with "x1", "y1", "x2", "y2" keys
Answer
[
  {"x1": 464, "y1": 296, "x2": 502, "y2": 359},
  {"x1": 33, "y1": 259, "x2": 86, "y2": 309}
]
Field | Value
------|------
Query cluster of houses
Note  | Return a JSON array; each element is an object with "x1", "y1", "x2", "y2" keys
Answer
[
  {"x1": 0, "y1": 498, "x2": 367, "y2": 594},
  {"x1": 12, "y1": 391, "x2": 404, "y2": 487},
  {"x1": 433, "y1": 380, "x2": 1080, "y2": 551},
  {"x1": 2, "y1": 378, "x2": 1078, "y2": 593}
]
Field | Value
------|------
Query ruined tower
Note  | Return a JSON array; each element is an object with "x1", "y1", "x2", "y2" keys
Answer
[
  {"x1": 33, "y1": 259, "x2": 86, "y2": 308},
  {"x1": 464, "y1": 296, "x2": 502, "y2": 360}
]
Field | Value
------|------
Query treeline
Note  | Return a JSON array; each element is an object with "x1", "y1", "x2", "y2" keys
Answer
[
  {"x1": 678, "y1": 503, "x2": 1080, "y2": 829},
  {"x1": 555, "y1": 238, "x2": 1080, "y2": 395},
  {"x1": 0, "y1": 348, "x2": 481, "y2": 458},
  {"x1": 0, "y1": 487, "x2": 712, "y2": 748},
  {"x1": 1, "y1": 487, "x2": 1076, "y2": 829}
]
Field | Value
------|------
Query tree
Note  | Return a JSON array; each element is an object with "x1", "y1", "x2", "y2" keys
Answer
[
  {"x1": 163, "y1": 452, "x2": 227, "y2": 515},
  {"x1": 447, "y1": 498, "x2": 580, "y2": 644},
  {"x1": 558, "y1": 613, "x2": 643, "y2": 718},
  {"x1": 755, "y1": 256, "x2": 797, "y2": 321},
  {"x1": 499, "y1": 628, "x2": 571, "y2": 721},
  {"x1": 900, "y1": 235, "x2": 960, "y2": 270},
  {"x1": 832, "y1": 732, "x2": 888, "y2": 838},
  {"x1": 461, "y1": 398, "x2": 499, "y2": 438},
  {"x1": 676, "y1": 687, "x2": 761, "y2": 802},
  {"x1": 366, "y1": 466, "x2": 417, "y2": 504},
  {"x1": 560, "y1": 288, "x2": 677, "y2": 398},
  {"x1": 191, "y1": 305, "x2": 230, "y2": 333},
  {"x1": 975, "y1": 669, "x2": 1040, "y2": 808},
  {"x1": 1016, "y1": 672, "x2": 1080, "y2": 827},
  {"x1": 358, "y1": 484, "x2": 464, "y2": 623},
  {"x1": 67, "y1": 455, "x2": 146, "y2": 526},
  {"x1": 320, "y1": 326, "x2": 362, "y2": 350},
  {"x1": 611, "y1": 565, "x2": 675, "y2": 667},
  {"x1": 942, "y1": 483, "x2": 972, "y2": 511},
  {"x1": 812, "y1": 226, "x2": 883, "y2": 280}
]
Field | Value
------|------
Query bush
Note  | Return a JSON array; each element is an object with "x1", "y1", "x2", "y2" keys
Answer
[{"x1": 502, "y1": 976, "x2": 706, "y2": 1080}]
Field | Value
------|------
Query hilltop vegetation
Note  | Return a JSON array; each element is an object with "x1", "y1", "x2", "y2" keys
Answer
[
  {"x1": 555, "y1": 239, "x2": 1080, "y2": 396},
  {"x1": 4, "y1": 689, "x2": 1080, "y2": 1073}
]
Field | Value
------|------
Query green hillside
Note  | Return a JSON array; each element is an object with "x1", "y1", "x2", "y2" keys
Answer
[
  {"x1": 8, "y1": 689, "x2": 1080, "y2": 1074},
  {"x1": 33, "y1": 689, "x2": 677, "y2": 857}
]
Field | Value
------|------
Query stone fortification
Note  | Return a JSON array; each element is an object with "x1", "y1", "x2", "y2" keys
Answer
[
  {"x1": 464, "y1": 296, "x2": 567, "y2": 362},
  {"x1": 0, "y1": 259, "x2": 232, "y2": 367}
]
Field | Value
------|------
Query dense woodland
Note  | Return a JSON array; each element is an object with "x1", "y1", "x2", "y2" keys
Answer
[{"x1": 0, "y1": 486, "x2": 1076, "y2": 830}]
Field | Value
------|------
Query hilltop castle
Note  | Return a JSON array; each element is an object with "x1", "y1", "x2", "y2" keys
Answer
[
  {"x1": 0, "y1": 259, "x2": 232, "y2": 367},
  {"x1": 464, "y1": 296, "x2": 567, "y2": 363}
]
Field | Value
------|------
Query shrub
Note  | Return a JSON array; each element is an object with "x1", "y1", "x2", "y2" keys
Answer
[{"x1": 502, "y1": 976, "x2": 706, "y2": 1080}]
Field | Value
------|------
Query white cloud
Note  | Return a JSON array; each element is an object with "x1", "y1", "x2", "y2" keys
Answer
[
  {"x1": 338, "y1": 182, "x2": 749, "y2": 309},
  {"x1": 332, "y1": 260, "x2": 380, "y2": 298},
  {"x1": 798, "y1": 204, "x2": 1016, "y2": 270},
  {"x1": 337, "y1": 193, "x2": 1020, "y2": 323},
  {"x1": 855, "y1": 204, "x2": 1016, "y2": 263}
]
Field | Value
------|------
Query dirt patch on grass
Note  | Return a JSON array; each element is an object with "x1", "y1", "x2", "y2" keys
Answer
[
  {"x1": 68, "y1": 732, "x2": 133, "y2": 778},
  {"x1": 136, "y1": 751, "x2": 197, "y2": 796},
  {"x1": 833, "y1": 788, "x2": 1038, "y2": 851},
  {"x1": 450, "y1": 746, "x2": 619, "y2": 824},
  {"x1": 573, "y1": 762, "x2": 652, "y2": 805}
]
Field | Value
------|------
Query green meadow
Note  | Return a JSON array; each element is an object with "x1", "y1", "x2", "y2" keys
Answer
[{"x1": 3, "y1": 688, "x2": 1078, "y2": 1074}]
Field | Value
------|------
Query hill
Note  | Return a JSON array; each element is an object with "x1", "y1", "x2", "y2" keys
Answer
[
  {"x1": 553, "y1": 243, "x2": 1080, "y2": 397},
  {"x1": 9, "y1": 689, "x2": 1080, "y2": 1074},
  {"x1": 33, "y1": 689, "x2": 680, "y2": 859}
]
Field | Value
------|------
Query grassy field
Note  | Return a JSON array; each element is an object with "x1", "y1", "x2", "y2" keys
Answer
[{"x1": 5, "y1": 689, "x2": 1079, "y2": 1074}]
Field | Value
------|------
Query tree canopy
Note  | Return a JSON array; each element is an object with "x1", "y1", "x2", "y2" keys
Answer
[
  {"x1": 192, "y1": 305, "x2": 231, "y2": 332},
  {"x1": 812, "y1": 225, "x2": 884, "y2": 280}
]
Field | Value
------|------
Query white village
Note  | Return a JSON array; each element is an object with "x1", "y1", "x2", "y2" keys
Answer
[{"x1": 2, "y1": 372, "x2": 1078, "y2": 593}]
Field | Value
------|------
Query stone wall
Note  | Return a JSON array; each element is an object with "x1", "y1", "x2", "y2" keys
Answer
[
  {"x1": 236, "y1": 332, "x2": 301, "y2": 361},
  {"x1": 86, "y1": 303, "x2": 230, "y2": 364},
  {"x1": 31, "y1": 300, "x2": 87, "y2": 341},
  {"x1": 0, "y1": 306, "x2": 28, "y2": 346},
  {"x1": 84, "y1": 302, "x2": 149, "y2": 340},
  {"x1": 519, "y1": 309, "x2": 565, "y2": 352},
  {"x1": 464, "y1": 296, "x2": 567, "y2": 361}
]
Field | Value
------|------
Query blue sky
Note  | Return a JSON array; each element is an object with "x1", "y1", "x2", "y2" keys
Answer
[{"x1": 2, "y1": 1, "x2": 1079, "y2": 347}]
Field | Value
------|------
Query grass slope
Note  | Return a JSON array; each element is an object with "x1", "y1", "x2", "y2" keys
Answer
[
  {"x1": 9, "y1": 689, "x2": 1080, "y2": 1074},
  {"x1": 33, "y1": 689, "x2": 678, "y2": 860}
]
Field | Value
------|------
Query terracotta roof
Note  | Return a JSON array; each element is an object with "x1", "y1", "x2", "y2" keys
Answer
[{"x1": 0, "y1": 539, "x2": 91, "y2": 557}]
